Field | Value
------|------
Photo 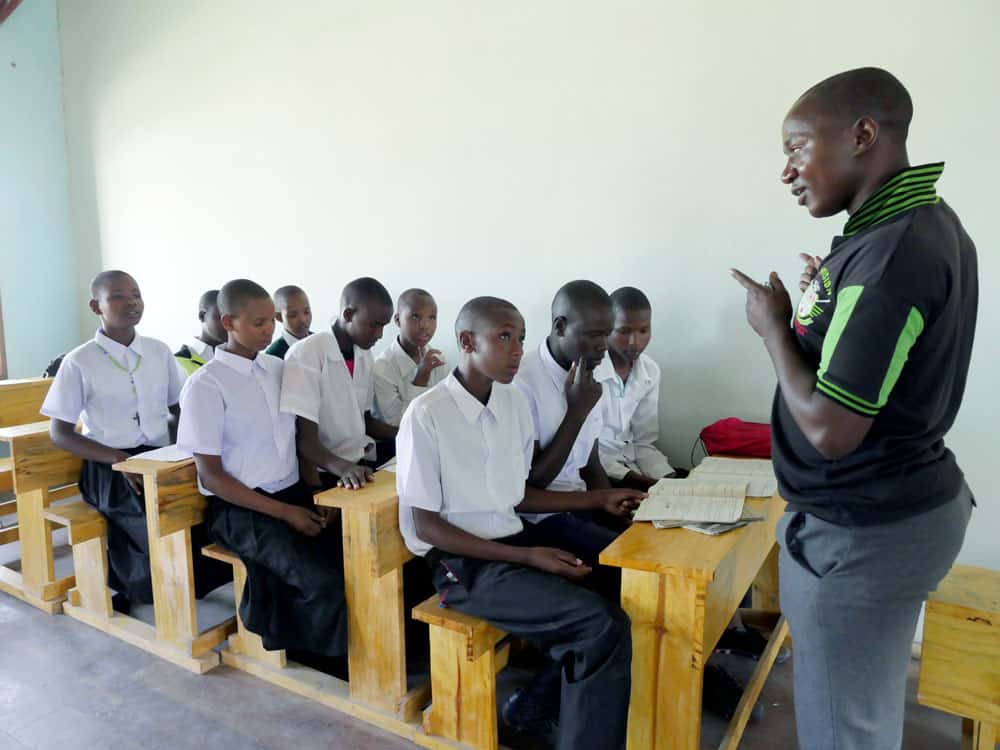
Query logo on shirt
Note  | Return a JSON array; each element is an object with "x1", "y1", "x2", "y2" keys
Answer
[{"x1": 795, "y1": 267, "x2": 832, "y2": 333}]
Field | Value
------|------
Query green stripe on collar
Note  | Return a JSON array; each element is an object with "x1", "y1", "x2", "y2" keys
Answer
[{"x1": 843, "y1": 162, "x2": 944, "y2": 236}]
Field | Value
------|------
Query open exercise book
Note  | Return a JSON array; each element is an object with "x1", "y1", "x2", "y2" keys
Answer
[
  {"x1": 632, "y1": 478, "x2": 747, "y2": 523},
  {"x1": 690, "y1": 457, "x2": 778, "y2": 497}
]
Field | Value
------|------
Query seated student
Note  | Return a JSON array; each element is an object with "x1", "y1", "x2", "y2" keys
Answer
[
  {"x1": 265, "y1": 285, "x2": 313, "y2": 359},
  {"x1": 373, "y1": 288, "x2": 447, "y2": 427},
  {"x1": 177, "y1": 279, "x2": 348, "y2": 670},
  {"x1": 175, "y1": 289, "x2": 226, "y2": 376},
  {"x1": 513, "y1": 280, "x2": 622, "y2": 565},
  {"x1": 594, "y1": 286, "x2": 678, "y2": 491},
  {"x1": 41, "y1": 270, "x2": 230, "y2": 611},
  {"x1": 397, "y1": 296, "x2": 637, "y2": 750},
  {"x1": 281, "y1": 277, "x2": 396, "y2": 490}
]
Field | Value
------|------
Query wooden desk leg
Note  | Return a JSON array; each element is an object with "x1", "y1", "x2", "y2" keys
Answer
[
  {"x1": 621, "y1": 568, "x2": 707, "y2": 750},
  {"x1": 751, "y1": 544, "x2": 780, "y2": 612},
  {"x1": 147, "y1": 523, "x2": 200, "y2": 652},
  {"x1": 342, "y1": 507, "x2": 407, "y2": 713}
]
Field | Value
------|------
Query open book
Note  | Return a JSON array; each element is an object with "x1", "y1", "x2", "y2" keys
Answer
[
  {"x1": 691, "y1": 457, "x2": 777, "y2": 497},
  {"x1": 633, "y1": 478, "x2": 746, "y2": 523}
]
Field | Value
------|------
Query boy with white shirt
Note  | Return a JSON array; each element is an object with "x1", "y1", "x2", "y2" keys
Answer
[
  {"x1": 373, "y1": 288, "x2": 447, "y2": 427},
  {"x1": 281, "y1": 277, "x2": 396, "y2": 490},
  {"x1": 265, "y1": 285, "x2": 313, "y2": 360},
  {"x1": 177, "y1": 278, "x2": 348, "y2": 669},
  {"x1": 175, "y1": 289, "x2": 226, "y2": 376},
  {"x1": 397, "y1": 296, "x2": 639, "y2": 749},
  {"x1": 594, "y1": 287, "x2": 677, "y2": 491},
  {"x1": 42, "y1": 271, "x2": 228, "y2": 610}
]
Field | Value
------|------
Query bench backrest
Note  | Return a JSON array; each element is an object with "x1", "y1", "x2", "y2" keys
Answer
[{"x1": 0, "y1": 378, "x2": 52, "y2": 429}]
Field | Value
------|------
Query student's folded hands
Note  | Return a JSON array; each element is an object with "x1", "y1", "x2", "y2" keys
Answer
[
  {"x1": 592, "y1": 488, "x2": 648, "y2": 517},
  {"x1": 525, "y1": 547, "x2": 593, "y2": 581}
]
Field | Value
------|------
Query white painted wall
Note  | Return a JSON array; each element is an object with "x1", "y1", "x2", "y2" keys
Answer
[{"x1": 57, "y1": 1, "x2": 998, "y2": 569}]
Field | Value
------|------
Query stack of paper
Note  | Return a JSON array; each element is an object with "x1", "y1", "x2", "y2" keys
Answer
[
  {"x1": 690, "y1": 457, "x2": 777, "y2": 497},
  {"x1": 129, "y1": 444, "x2": 193, "y2": 462},
  {"x1": 633, "y1": 478, "x2": 747, "y2": 523}
]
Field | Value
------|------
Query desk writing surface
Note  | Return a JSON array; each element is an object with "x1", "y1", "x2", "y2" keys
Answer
[
  {"x1": 315, "y1": 470, "x2": 398, "y2": 510},
  {"x1": 600, "y1": 496, "x2": 785, "y2": 581}
]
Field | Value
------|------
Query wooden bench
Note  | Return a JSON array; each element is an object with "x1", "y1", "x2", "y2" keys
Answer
[
  {"x1": 918, "y1": 564, "x2": 1000, "y2": 750},
  {"x1": 0, "y1": 420, "x2": 80, "y2": 613},
  {"x1": 413, "y1": 595, "x2": 511, "y2": 750},
  {"x1": 0, "y1": 378, "x2": 53, "y2": 493},
  {"x1": 43, "y1": 499, "x2": 112, "y2": 616}
]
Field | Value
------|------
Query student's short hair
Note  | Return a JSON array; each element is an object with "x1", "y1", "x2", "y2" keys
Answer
[
  {"x1": 610, "y1": 286, "x2": 651, "y2": 313},
  {"x1": 551, "y1": 280, "x2": 612, "y2": 321},
  {"x1": 454, "y1": 297, "x2": 521, "y2": 339},
  {"x1": 273, "y1": 285, "x2": 307, "y2": 309},
  {"x1": 341, "y1": 277, "x2": 393, "y2": 311},
  {"x1": 89, "y1": 270, "x2": 135, "y2": 298},
  {"x1": 397, "y1": 288, "x2": 434, "y2": 311},
  {"x1": 798, "y1": 67, "x2": 913, "y2": 140},
  {"x1": 198, "y1": 289, "x2": 220, "y2": 313},
  {"x1": 218, "y1": 279, "x2": 271, "y2": 317}
]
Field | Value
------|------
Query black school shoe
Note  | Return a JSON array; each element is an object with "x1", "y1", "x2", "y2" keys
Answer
[
  {"x1": 500, "y1": 687, "x2": 559, "y2": 749},
  {"x1": 702, "y1": 663, "x2": 765, "y2": 723},
  {"x1": 716, "y1": 626, "x2": 791, "y2": 664}
]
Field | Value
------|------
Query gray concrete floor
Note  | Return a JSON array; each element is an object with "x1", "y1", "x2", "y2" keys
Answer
[{"x1": 0, "y1": 530, "x2": 963, "y2": 749}]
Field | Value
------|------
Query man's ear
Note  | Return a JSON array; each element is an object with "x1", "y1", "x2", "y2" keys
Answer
[
  {"x1": 342, "y1": 306, "x2": 355, "y2": 323},
  {"x1": 274, "y1": 311, "x2": 284, "y2": 323},
  {"x1": 553, "y1": 316, "x2": 568, "y2": 337},
  {"x1": 852, "y1": 116, "x2": 879, "y2": 156},
  {"x1": 221, "y1": 313, "x2": 237, "y2": 333},
  {"x1": 198, "y1": 310, "x2": 207, "y2": 323},
  {"x1": 88, "y1": 298, "x2": 101, "y2": 317},
  {"x1": 393, "y1": 312, "x2": 401, "y2": 328},
  {"x1": 459, "y1": 330, "x2": 475, "y2": 353}
]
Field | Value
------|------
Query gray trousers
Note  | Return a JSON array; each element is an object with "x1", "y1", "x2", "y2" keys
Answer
[{"x1": 779, "y1": 482, "x2": 973, "y2": 750}]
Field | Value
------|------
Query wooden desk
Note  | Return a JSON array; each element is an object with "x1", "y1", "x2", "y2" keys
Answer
[
  {"x1": 600, "y1": 496, "x2": 787, "y2": 750},
  {"x1": 0, "y1": 420, "x2": 79, "y2": 613}
]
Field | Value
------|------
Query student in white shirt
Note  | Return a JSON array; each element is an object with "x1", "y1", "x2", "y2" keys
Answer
[
  {"x1": 513, "y1": 280, "x2": 624, "y2": 568},
  {"x1": 594, "y1": 287, "x2": 677, "y2": 490},
  {"x1": 397, "y1": 296, "x2": 639, "y2": 749},
  {"x1": 265, "y1": 285, "x2": 313, "y2": 360},
  {"x1": 373, "y1": 288, "x2": 447, "y2": 427},
  {"x1": 177, "y1": 279, "x2": 348, "y2": 669},
  {"x1": 42, "y1": 271, "x2": 228, "y2": 609},
  {"x1": 281, "y1": 277, "x2": 397, "y2": 491},
  {"x1": 174, "y1": 289, "x2": 226, "y2": 377}
]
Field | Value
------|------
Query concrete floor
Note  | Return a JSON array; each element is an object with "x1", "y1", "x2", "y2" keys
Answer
[{"x1": 0, "y1": 534, "x2": 964, "y2": 749}]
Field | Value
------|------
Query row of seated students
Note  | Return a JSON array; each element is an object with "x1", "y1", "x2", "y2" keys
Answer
[{"x1": 38, "y1": 270, "x2": 752, "y2": 749}]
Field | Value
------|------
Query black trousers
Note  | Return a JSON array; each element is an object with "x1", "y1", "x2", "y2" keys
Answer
[
  {"x1": 79, "y1": 453, "x2": 231, "y2": 603},
  {"x1": 205, "y1": 481, "x2": 348, "y2": 657},
  {"x1": 426, "y1": 527, "x2": 632, "y2": 750}
]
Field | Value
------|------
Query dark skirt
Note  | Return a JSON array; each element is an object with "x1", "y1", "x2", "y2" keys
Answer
[
  {"x1": 205, "y1": 481, "x2": 348, "y2": 657},
  {"x1": 79, "y1": 451, "x2": 232, "y2": 604}
]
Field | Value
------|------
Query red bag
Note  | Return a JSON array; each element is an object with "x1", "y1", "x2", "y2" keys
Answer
[{"x1": 698, "y1": 418, "x2": 772, "y2": 458}]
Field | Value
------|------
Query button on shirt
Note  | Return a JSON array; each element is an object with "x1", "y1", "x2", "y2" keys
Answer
[
  {"x1": 177, "y1": 348, "x2": 298, "y2": 496},
  {"x1": 41, "y1": 330, "x2": 183, "y2": 449},
  {"x1": 280, "y1": 331, "x2": 374, "y2": 463},
  {"x1": 397, "y1": 373, "x2": 534, "y2": 557},
  {"x1": 514, "y1": 341, "x2": 605, "y2": 522},
  {"x1": 593, "y1": 353, "x2": 673, "y2": 480},
  {"x1": 373, "y1": 337, "x2": 447, "y2": 426}
]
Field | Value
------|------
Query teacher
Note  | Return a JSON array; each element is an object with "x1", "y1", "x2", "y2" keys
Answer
[{"x1": 731, "y1": 67, "x2": 978, "y2": 750}]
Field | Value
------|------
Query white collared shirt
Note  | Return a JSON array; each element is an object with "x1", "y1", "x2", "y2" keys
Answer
[
  {"x1": 397, "y1": 373, "x2": 534, "y2": 556},
  {"x1": 373, "y1": 337, "x2": 447, "y2": 426},
  {"x1": 280, "y1": 330, "x2": 374, "y2": 463},
  {"x1": 41, "y1": 330, "x2": 183, "y2": 449},
  {"x1": 187, "y1": 338, "x2": 215, "y2": 363},
  {"x1": 594, "y1": 353, "x2": 673, "y2": 480},
  {"x1": 282, "y1": 328, "x2": 310, "y2": 349},
  {"x1": 177, "y1": 348, "x2": 298, "y2": 495},
  {"x1": 513, "y1": 340, "x2": 605, "y2": 521}
]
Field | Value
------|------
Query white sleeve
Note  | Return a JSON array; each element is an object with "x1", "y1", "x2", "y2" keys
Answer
[
  {"x1": 632, "y1": 371, "x2": 673, "y2": 478},
  {"x1": 176, "y1": 376, "x2": 225, "y2": 456},
  {"x1": 395, "y1": 405, "x2": 443, "y2": 512},
  {"x1": 513, "y1": 378, "x2": 543, "y2": 442},
  {"x1": 280, "y1": 343, "x2": 323, "y2": 422},
  {"x1": 40, "y1": 356, "x2": 85, "y2": 424},
  {"x1": 373, "y1": 358, "x2": 405, "y2": 426},
  {"x1": 166, "y1": 349, "x2": 185, "y2": 406}
]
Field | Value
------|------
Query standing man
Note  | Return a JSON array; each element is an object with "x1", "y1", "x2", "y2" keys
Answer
[{"x1": 732, "y1": 67, "x2": 978, "y2": 750}]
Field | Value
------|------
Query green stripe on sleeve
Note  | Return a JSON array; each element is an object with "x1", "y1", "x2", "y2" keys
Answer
[
  {"x1": 876, "y1": 306, "x2": 925, "y2": 407},
  {"x1": 816, "y1": 380, "x2": 880, "y2": 416},
  {"x1": 817, "y1": 285, "x2": 865, "y2": 378}
]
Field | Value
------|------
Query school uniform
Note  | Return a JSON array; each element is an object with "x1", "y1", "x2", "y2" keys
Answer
[
  {"x1": 512, "y1": 341, "x2": 617, "y2": 565},
  {"x1": 397, "y1": 373, "x2": 632, "y2": 750},
  {"x1": 174, "y1": 338, "x2": 215, "y2": 377},
  {"x1": 280, "y1": 330, "x2": 374, "y2": 465},
  {"x1": 265, "y1": 328, "x2": 311, "y2": 360},
  {"x1": 775, "y1": 163, "x2": 977, "y2": 750},
  {"x1": 177, "y1": 348, "x2": 347, "y2": 657},
  {"x1": 593, "y1": 353, "x2": 673, "y2": 482},
  {"x1": 40, "y1": 330, "x2": 229, "y2": 603},
  {"x1": 373, "y1": 337, "x2": 447, "y2": 426}
]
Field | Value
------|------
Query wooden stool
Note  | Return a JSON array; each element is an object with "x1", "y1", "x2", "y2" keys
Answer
[
  {"x1": 918, "y1": 564, "x2": 999, "y2": 750},
  {"x1": 413, "y1": 594, "x2": 510, "y2": 750},
  {"x1": 42, "y1": 499, "x2": 111, "y2": 615}
]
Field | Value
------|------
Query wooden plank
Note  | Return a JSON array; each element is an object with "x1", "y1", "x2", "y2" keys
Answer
[
  {"x1": 0, "y1": 524, "x2": 17, "y2": 545},
  {"x1": 718, "y1": 616, "x2": 790, "y2": 750},
  {"x1": 16, "y1": 488, "x2": 56, "y2": 596},
  {"x1": 0, "y1": 565, "x2": 62, "y2": 614},
  {"x1": 974, "y1": 722, "x2": 997, "y2": 750},
  {"x1": 0, "y1": 458, "x2": 11, "y2": 494},
  {"x1": 0, "y1": 495, "x2": 16, "y2": 517},
  {"x1": 751, "y1": 544, "x2": 781, "y2": 612},
  {"x1": 6, "y1": 426, "x2": 81, "y2": 494},
  {"x1": 620, "y1": 568, "x2": 706, "y2": 750},
  {"x1": 70, "y1": 535, "x2": 113, "y2": 617},
  {"x1": 371, "y1": 500, "x2": 413, "y2": 576},
  {"x1": 0, "y1": 378, "x2": 51, "y2": 429},
  {"x1": 413, "y1": 595, "x2": 507, "y2": 661},
  {"x1": 926, "y1": 564, "x2": 1000, "y2": 614},
  {"x1": 42, "y1": 499, "x2": 105, "y2": 544},
  {"x1": 315, "y1": 470, "x2": 399, "y2": 512}
]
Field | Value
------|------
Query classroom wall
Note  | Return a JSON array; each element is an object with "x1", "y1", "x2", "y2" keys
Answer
[
  {"x1": 56, "y1": 1, "x2": 999, "y2": 570},
  {"x1": 0, "y1": 0, "x2": 78, "y2": 377}
]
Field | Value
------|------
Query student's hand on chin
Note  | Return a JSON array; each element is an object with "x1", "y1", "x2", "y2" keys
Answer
[
  {"x1": 282, "y1": 505, "x2": 325, "y2": 537},
  {"x1": 337, "y1": 464, "x2": 373, "y2": 490},
  {"x1": 565, "y1": 357, "x2": 603, "y2": 416},
  {"x1": 527, "y1": 547, "x2": 592, "y2": 580},
  {"x1": 730, "y1": 269, "x2": 793, "y2": 341},
  {"x1": 597, "y1": 489, "x2": 647, "y2": 517}
]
